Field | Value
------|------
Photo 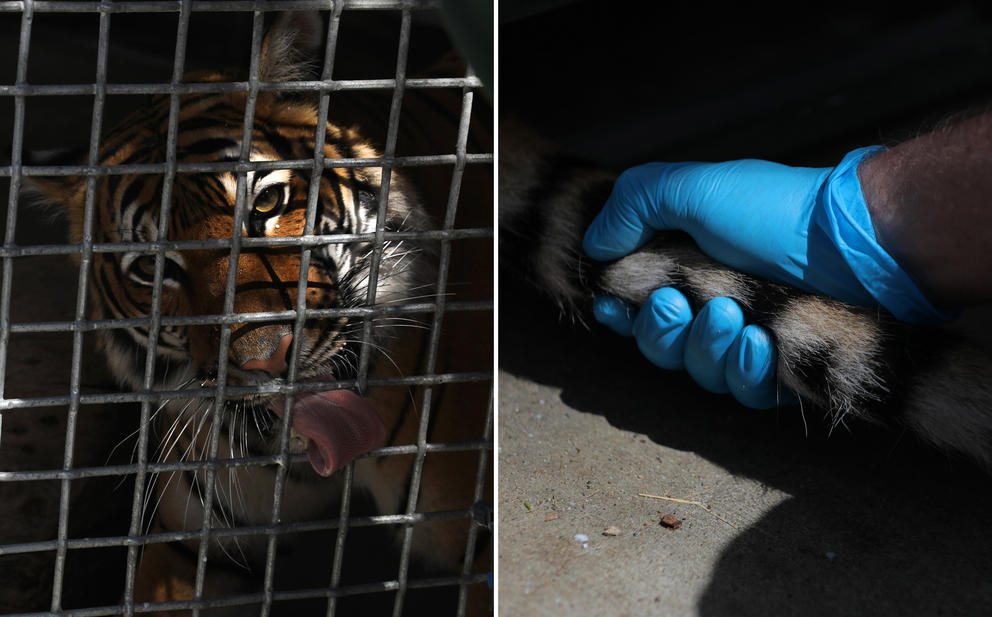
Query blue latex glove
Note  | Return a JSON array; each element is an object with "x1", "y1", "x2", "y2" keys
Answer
[
  {"x1": 585, "y1": 147, "x2": 948, "y2": 409},
  {"x1": 593, "y1": 292, "x2": 786, "y2": 409}
]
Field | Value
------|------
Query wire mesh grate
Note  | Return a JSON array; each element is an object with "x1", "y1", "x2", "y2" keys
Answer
[{"x1": 0, "y1": 1, "x2": 493, "y2": 615}]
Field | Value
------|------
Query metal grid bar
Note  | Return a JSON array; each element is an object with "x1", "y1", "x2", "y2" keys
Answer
[
  {"x1": 1, "y1": 508, "x2": 481, "y2": 557},
  {"x1": 1, "y1": 573, "x2": 491, "y2": 617},
  {"x1": 324, "y1": 11, "x2": 358, "y2": 607},
  {"x1": 48, "y1": 2, "x2": 111, "y2": 611},
  {"x1": 0, "y1": 438, "x2": 492, "y2": 485},
  {"x1": 0, "y1": 227, "x2": 492, "y2": 260},
  {"x1": 0, "y1": 0, "x2": 34, "y2": 419},
  {"x1": 357, "y1": 3, "x2": 411, "y2": 391},
  {"x1": 391, "y1": 63, "x2": 476, "y2": 617},
  {"x1": 258, "y1": 3, "x2": 346, "y2": 614},
  {"x1": 0, "y1": 0, "x2": 441, "y2": 13},
  {"x1": 0, "y1": 77, "x2": 484, "y2": 95},
  {"x1": 371, "y1": 9, "x2": 417, "y2": 614},
  {"x1": 1, "y1": 153, "x2": 493, "y2": 178},
  {"x1": 456, "y1": 384, "x2": 494, "y2": 617},
  {"x1": 0, "y1": 370, "x2": 491, "y2": 413},
  {"x1": 1, "y1": 1, "x2": 492, "y2": 614},
  {"x1": 3, "y1": 512, "x2": 485, "y2": 562},
  {"x1": 188, "y1": 10, "x2": 266, "y2": 615},
  {"x1": 121, "y1": 0, "x2": 192, "y2": 613},
  {"x1": 4, "y1": 299, "x2": 492, "y2": 337}
]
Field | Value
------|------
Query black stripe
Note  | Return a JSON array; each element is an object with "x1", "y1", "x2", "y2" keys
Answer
[
  {"x1": 864, "y1": 323, "x2": 944, "y2": 424},
  {"x1": 258, "y1": 126, "x2": 299, "y2": 162},
  {"x1": 130, "y1": 177, "x2": 163, "y2": 242},
  {"x1": 96, "y1": 266, "x2": 133, "y2": 321},
  {"x1": 176, "y1": 109, "x2": 232, "y2": 133},
  {"x1": 233, "y1": 277, "x2": 335, "y2": 295},
  {"x1": 105, "y1": 326, "x2": 185, "y2": 383},
  {"x1": 107, "y1": 328, "x2": 140, "y2": 359},
  {"x1": 320, "y1": 168, "x2": 348, "y2": 230},
  {"x1": 112, "y1": 258, "x2": 153, "y2": 316},
  {"x1": 256, "y1": 251, "x2": 294, "y2": 310},
  {"x1": 502, "y1": 154, "x2": 613, "y2": 310},
  {"x1": 118, "y1": 177, "x2": 145, "y2": 222},
  {"x1": 180, "y1": 137, "x2": 240, "y2": 157}
]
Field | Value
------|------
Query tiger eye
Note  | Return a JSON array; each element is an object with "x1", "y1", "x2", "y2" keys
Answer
[{"x1": 254, "y1": 185, "x2": 283, "y2": 214}]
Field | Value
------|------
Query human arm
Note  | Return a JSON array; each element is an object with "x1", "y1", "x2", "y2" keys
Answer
[
  {"x1": 585, "y1": 110, "x2": 992, "y2": 408},
  {"x1": 860, "y1": 110, "x2": 992, "y2": 306}
]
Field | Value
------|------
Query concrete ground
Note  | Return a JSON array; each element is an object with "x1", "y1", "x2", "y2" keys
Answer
[{"x1": 498, "y1": 281, "x2": 992, "y2": 617}]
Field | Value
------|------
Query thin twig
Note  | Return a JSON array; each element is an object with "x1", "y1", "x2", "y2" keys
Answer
[{"x1": 637, "y1": 493, "x2": 739, "y2": 531}]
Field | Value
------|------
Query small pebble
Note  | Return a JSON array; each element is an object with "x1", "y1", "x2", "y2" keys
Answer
[
  {"x1": 660, "y1": 514, "x2": 682, "y2": 530},
  {"x1": 602, "y1": 526, "x2": 622, "y2": 536}
]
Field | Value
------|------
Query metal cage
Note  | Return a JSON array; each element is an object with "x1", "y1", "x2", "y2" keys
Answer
[{"x1": 0, "y1": 1, "x2": 493, "y2": 615}]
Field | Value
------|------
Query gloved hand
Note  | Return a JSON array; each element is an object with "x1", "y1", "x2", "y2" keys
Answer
[
  {"x1": 583, "y1": 147, "x2": 947, "y2": 409},
  {"x1": 593, "y1": 291, "x2": 786, "y2": 409}
]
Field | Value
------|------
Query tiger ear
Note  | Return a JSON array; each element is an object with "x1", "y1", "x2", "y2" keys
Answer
[
  {"x1": 19, "y1": 147, "x2": 87, "y2": 217},
  {"x1": 259, "y1": 11, "x2": 325, "y2": 83}
]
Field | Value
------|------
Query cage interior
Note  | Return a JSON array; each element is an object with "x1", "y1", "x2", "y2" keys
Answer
[{"x1": 0, "y1": 2, "x2": 493, "y2": 616}]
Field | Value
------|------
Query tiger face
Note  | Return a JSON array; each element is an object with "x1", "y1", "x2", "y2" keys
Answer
[
  {"x1": 20, "y1": 10, "x2": 491, "y2": 611},
  {"x1": 29, "y1": 16, "x2": 434, "y2": 481}
]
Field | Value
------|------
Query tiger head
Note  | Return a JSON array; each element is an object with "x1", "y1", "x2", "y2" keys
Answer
[{"x1": 27, "y1": 12, "x2": 435, "y2": 478}]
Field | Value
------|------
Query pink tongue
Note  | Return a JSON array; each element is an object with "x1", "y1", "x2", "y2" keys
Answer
[{"x1": 269, "y1": 388, "x2": 386, "y2": 477}]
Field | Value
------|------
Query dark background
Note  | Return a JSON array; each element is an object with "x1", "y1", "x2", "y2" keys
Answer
[{"x1": 501, "y1": 2, "x2": 992, "y2": 167}]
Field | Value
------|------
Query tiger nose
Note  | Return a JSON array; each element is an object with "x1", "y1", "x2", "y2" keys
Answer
[{"x1": 240, "y1": 334, "x2": 293, "y2": 377}]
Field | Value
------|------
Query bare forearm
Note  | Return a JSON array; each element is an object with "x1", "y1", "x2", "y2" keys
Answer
[{"x1": 858, "y1": 110, "x2": 992, "y2": 307}]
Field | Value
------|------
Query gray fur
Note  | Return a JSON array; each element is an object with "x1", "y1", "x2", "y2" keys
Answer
[
  {"x1": 597, "y1": 252, "x2": 680, "y2": 304},
  {"x1": 902, "y1": 347, "x2": 992, "y2": 466},
  {"x1": 598, "y1": 246, "x2": 887, "y2": 423}
]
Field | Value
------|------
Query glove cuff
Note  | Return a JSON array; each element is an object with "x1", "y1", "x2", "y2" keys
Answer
[{"x1": 817, "y1": 146, "x2": 952, "y2": 323}]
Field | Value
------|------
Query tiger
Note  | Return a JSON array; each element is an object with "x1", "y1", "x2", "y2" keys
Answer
[
  {"x1": 25, "y1": 10, "x2": 492, "y2": 617},
  {"x1": 499, "y1": 126, "x2": 992, "y2": 468}
]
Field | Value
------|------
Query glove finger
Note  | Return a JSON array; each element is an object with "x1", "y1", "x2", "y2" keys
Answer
[
  {"x1": 683, "y1": 297, "x2": 745, "y2": 394},
  {"x1": 592, "y1": 294, "x2": 636, "y2": 337},
  {"x1": 583, "y1": 162, "x2": 678, "y2": 262},
  {"x1": 632, "y1": 287, "x2": 693, "y2": 370},
  {"x1": 725, "y1": 324, "x2": 781, "y2": 409}
]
